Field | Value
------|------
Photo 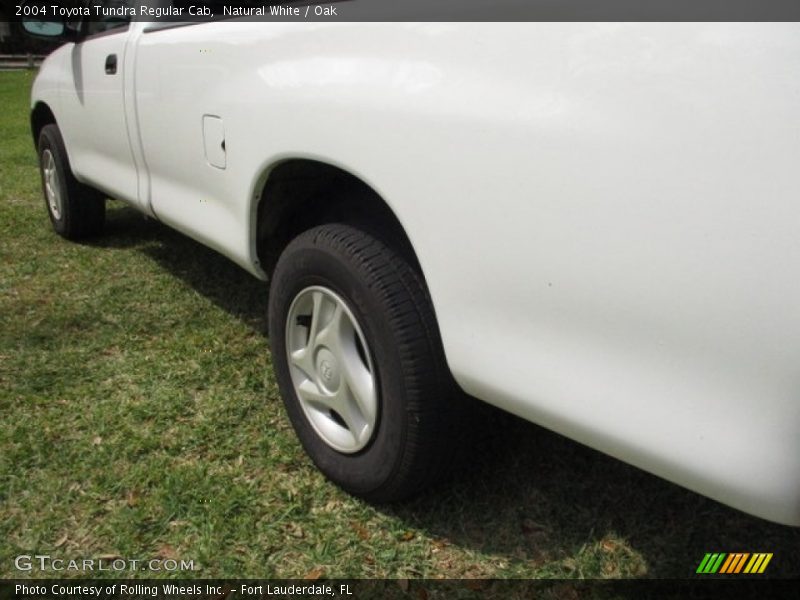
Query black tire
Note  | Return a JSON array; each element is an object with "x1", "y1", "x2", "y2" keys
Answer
[
  {"x1": 37, "y1": 124, "x2": 105, "y2": 240},
  {"x1": 268, "y1": 224, "x2": 463, "y2": 502}
]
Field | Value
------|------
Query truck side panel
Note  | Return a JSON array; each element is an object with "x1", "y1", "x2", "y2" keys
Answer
[{"x1": 96, "y1": 23, "x2": 800, "y2": 524}]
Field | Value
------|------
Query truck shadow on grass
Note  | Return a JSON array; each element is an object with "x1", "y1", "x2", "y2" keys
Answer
[
  {"x1": 398, "y1": 410, "x2": 800, "y2": 578},
  {"x1": 94, "y1": 203, "x2": 271, "y2": 334},
  {"x1": 95, "y1": 205, "x2": 800, "y2": 579}
]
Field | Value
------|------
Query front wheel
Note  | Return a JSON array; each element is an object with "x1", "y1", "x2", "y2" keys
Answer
[
  {"x1": 37, "y1": 124, "x2": 105, "y2": 240},
  {"x1": 268, "y1": 224, "x2": 462, "y2": 502}
]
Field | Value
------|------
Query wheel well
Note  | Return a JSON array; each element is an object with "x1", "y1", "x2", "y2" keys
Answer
[
  {"x1": 256, "y1": 159, "x2": 421, "y2": 277},
  {"x1": 31, "y1": 102, "x2": 56, "y2": 149}
]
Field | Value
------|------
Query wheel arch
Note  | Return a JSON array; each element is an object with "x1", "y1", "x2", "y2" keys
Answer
[
  {"x1": 31, "y1": 102, "x2": 57, "y2": 150},
  {"x1": 252, "y1": 158, "x2": 423, "y2": 280}
]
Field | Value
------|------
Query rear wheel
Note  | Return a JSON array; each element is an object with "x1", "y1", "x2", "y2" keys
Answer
[
  {"x1": 268, "y1": 224, "x2": 462, "y2": 502},
  {"x1": 38, "y1": 124, "x2": 105, "y2": 240}
]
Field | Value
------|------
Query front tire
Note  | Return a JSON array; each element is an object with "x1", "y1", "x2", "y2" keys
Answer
[
  {"x1": 38, "y1": 124, "x2": 105, "y2": 240},
  {"x1": 268, "y1": 224, "x2": 461, "y2": 502}
]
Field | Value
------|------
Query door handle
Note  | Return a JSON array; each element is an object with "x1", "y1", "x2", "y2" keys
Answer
[{"x1": 105, "y1": 54, "x2": 117, "y2": 75}]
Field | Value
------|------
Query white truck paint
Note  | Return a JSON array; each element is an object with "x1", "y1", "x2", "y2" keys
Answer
[{"x1": 31, "y1": 21, "x2": 800, "y2": 525}]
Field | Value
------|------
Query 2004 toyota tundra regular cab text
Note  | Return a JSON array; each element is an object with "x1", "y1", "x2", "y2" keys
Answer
[{"x1": 22, "y1": 12, "x2": 800, "y2": 526}]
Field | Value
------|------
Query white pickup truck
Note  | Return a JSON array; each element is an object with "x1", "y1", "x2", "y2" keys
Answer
[{"x1": 23, "y1": 7, "x2": 800, "y2": 526}]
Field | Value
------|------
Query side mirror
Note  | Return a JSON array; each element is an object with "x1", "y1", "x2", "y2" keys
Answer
[
  {"x1": 19, "y1": 1, "x2": 68, "y2": 39},
  {"x1": 22, "y1": 19, "x2": 66, "y2": 38}
]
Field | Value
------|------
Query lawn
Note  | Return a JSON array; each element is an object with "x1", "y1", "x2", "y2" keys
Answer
[{"x1": 1, "y1": 69, "x2": 798, "y2": 583}]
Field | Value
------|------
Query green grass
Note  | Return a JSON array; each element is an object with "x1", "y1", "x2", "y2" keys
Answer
[{"x1": 1, "y1": 70, "x2": 799, "y2": 582}]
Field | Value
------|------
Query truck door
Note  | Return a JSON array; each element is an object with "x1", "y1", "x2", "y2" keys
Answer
[{"x1": 58, "y1": 0, "x2": 142, "y2": 209}]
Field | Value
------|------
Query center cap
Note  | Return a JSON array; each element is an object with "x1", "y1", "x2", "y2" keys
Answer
[{"x1": 315, "y1": 348, "x2": 340, "y2": 392}]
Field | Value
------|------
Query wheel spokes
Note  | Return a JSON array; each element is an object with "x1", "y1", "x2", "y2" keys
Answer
[
  {"x1": 315, "y1": 303, "x2": 344, "y2": 355},
  {"x1": 341, "y1": 352, "x2": 377, "y2": 430},
  {"x1": 330, "y1": 387, "x2": 370, "y2": 446},
  {"x1": 42, "y1": 150, "x2": 62, "y2": 219},
  {"x1": 305, "y1": 290, "x2": 324, "y2": 349},
  {"x1": 296, "y1": 378, "x2": 334, "y2": 409},
  {"x1": 285, "y1": 285, "x2": 379, "y2": 454}
]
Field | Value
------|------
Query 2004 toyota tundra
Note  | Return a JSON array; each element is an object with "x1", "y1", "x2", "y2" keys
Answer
[{"x1": 22, "y1": 8, "x2": 800, "y2": 526}]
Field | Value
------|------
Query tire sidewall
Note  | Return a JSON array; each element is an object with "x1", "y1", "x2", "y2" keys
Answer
[{"x1": 269, "y1": 238, "x2": 411, "y2": 497}]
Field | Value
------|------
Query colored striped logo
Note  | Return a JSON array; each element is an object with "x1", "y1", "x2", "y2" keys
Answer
[{"x1": 696, "y1": 552, "x2": 773, "y2": 574}]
